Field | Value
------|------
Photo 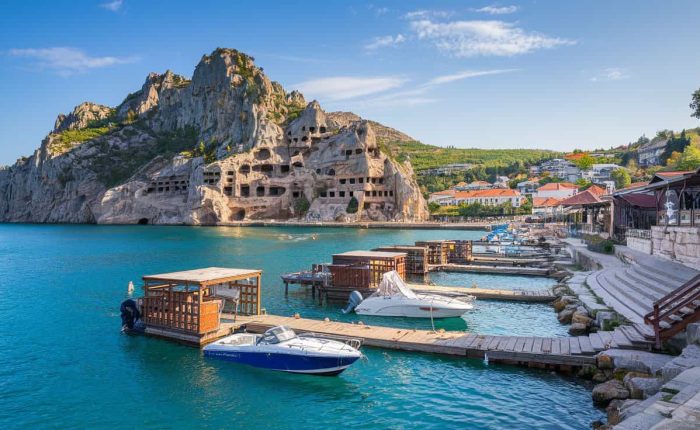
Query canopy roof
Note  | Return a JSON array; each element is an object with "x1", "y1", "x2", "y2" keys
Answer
[
  {"x1": 559, "y1": 189, "x2": 603, "y2": 207},
  {"x1": 616, "y1": 168, "x2": 700, "y2": 194},
  {"x1": 617, "y1": 193, "x2": 657, "y2": 208},
  {"x1": 374, "y1": 245, "x2": 428, "y2": 251},
  {"x1": 143, "y1": 267, "x2": 261, "y2": 286},
  {"x1": 333, "y1": 250, "x2": 406, "y2": 259}
]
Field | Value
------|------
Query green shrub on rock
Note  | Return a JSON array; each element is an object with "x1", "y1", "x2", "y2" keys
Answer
[{"x1": 346, "y1": 197, "x2": 359, "y2": 214}]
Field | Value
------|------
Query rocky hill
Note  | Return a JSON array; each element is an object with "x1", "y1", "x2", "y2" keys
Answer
[{"x1": 0, "y1": 48, "x2": 428, "y2": 224}]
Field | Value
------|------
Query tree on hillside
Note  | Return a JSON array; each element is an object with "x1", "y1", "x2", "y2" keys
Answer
[
  {"x1": 691, "y1": 88, "x2": 700, "y2": 119},
  {"x1": 574, "y1": 154, "x2": 595, "y2": 170},
  {"x1": 611, "y1": 168, "x2": 631, "y2": 189},
  {"x1": 675, "y1": 144, "x2": 700, "y2": 170},
  {"x1": 666, "y1": 151, "x2": 683, "y2": 169}
]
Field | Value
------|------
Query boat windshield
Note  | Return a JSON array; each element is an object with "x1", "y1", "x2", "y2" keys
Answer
[
  {"x1": 375, "y1": 271, "x2": 417, "y2": 299},
  {"x1": 260, "y1": 326, "x2": 297, "y2": 344}
]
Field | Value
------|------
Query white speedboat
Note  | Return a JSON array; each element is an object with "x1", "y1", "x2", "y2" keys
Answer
[
  {"x1": 203, "y1": 326, "x2": 362, "y2": 376},
  {"x1": 343, "y1": 271, "x2": 474, "y2": 318}
]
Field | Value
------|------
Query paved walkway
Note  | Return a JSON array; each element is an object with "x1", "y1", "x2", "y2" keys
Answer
[{"x1": 614, "y1": 366, "x2": 700, "y2": 429}]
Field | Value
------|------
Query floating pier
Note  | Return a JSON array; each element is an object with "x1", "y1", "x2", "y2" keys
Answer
[
  {"x1": 471, "y1": 255, "x2": 553, "y2": 266},
  {"x1": 431, "y1": 263, "x2": 552, "y2": 277},
  {"x1": 229, "y1": 314, "x2": 600, "y2": 369},
  {"x1": 406, "y1": 284, "x2": 555, "y2": 302}
]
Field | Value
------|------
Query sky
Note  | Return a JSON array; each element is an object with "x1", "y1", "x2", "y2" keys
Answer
[{"x1": 1, "y1": 0, "x2": 699, "y2": 165}]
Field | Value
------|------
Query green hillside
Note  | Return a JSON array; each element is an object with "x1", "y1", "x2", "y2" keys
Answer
[
  {"x1": 380, "y1": 140, "x2": 559, "y2": 171},
  {"x1": 376, "y1": 138, "x2": 560, "y2": 195}
]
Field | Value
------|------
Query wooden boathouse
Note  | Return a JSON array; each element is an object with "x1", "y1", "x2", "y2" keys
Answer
[
  {"x1": 140, "y1": 267, "x2": 262, "y2": 345},
  {"x1": 373, "y1": 245, "x2": 429, "y2": 280},
  {"x1": 316, "y1": 250, "x2": 407, "y2": 301},
  {"x1": 415, "y1": 240, "x2": 452, "y2": 265}
]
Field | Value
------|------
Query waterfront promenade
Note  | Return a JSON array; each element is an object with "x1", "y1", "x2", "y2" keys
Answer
[{"x1": 216, "y1": 220, "x2": 492, "y2": 230}]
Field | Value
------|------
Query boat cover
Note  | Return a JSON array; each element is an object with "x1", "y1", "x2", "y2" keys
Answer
[{"x1": 376, "y1": 271, "x2": 417, "y2": 299}]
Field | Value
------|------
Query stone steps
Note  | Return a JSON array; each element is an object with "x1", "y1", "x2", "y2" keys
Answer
[
  {"x1": 599, "y1": 270, "x2": 650, "y2": 318},
  {"x1": 624, "y1": 267, "x2": 676, "y2": 297},
  {"x1": 629, "y1": 265, "x2": 684, "y2": 294},
  {"x1": 630, "y1": 255, "x2": 696, "y2": 285},
  {"x1": 586, "y1": 270, "x2": 645, "y2": 324},
  {"x1": 613, "y1": 270, "x2": 660, "y2": 303}
]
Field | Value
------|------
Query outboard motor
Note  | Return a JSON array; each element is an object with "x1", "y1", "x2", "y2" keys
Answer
[
  {"x1": 342, "y1": 291, "x2": 363, "y2": 314},
  {"x1": 120, "y1": 299, "x2": 145, "y2": 334}
]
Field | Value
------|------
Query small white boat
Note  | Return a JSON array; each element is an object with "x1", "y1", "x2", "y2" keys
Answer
[
  {"x1": 343, "y1": 271, "x2": 474, "y2": 318},
  {"x1": 203, "y1": 326, "x2": 362, "y2": 376}
]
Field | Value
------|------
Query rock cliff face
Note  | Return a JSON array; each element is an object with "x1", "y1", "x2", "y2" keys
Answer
[{"x1": 0, "y1": 48, "x2": 428, "y2": 224}]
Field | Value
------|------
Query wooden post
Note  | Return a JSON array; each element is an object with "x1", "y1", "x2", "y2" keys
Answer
[
  {"x1": 256, "y1": 274, "x2": 261, "y2": 315},
  {"x1": 653, "y1": 304, "x2": 661, "y2": 349}
]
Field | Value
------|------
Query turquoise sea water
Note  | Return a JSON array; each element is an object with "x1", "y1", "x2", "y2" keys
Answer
[{"x1": 0, "y1": 225, "x2": 602, "y2": 429}]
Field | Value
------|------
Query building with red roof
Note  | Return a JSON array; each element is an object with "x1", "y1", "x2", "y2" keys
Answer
[{"x1": 534, "y1": 182, "x2": 579, "y2": 200}]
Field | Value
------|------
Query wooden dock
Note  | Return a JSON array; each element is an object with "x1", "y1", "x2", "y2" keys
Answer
[
  {"x1": 432, "y1": 263, "x2": 552, "y2": 277},
  {"x1": 471, "y1": 255, "x2": 552, "y2": 266},
  {"x1": 407, "y1": 284, "x2": 555, "y2": 302},
  {"x1": 226, "y1": 314, "x2": 600, "y2": 369},
  {"x1": 281, "y1": 272, "x2": 554, "y2": 302}
]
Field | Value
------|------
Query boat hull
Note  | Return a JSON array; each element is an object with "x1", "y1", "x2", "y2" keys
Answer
[
  {"x1": 204, "y1": 349, "x2": 360, "y2": 375},
  {"x1": 355, "y1": 296, "x2": 473, "y2": 318}
]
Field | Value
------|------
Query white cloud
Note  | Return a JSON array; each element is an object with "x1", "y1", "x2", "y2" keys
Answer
[
  {"x1": 365, "y1": 34, "x2": 406, "y2": 51},
  {"x1": 403, "y1": 10, "x2": 453, "y2": 20},
  {"x1": 368, "y1": 5, "x2": 389, "y2": 16},
  {"x1": 590, "y1": 68, "x2": 629, "y2": 82},
  {"x1": 291, "y1": 76, "x2": 408, "y2": 101},
  {"x1": 427, "y1": 69, "x2": 517, "y2": 85},
  {"x1": 410, "y1": 19, "x2": 575, "y2": 57},
  {"x1": 8, "y1": 47, "x2": 137, "y2": 76},
  {"x1": 356, "y1": 68, "x2": 516, "y2": 108},
  {"x1": 292, "y1": 67, "x2": 514, "y2": 108},
  {"x1": 474, "y1": 5, "x2": 519, "y2": 15},
  {"x1": 100, "y1": 0, "x2": 123, "y2": 12}
]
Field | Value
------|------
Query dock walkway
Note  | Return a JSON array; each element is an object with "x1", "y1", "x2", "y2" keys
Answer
[
  {"x1": 432, "y1": 263, "x2": 552, "y2": 277},
  {"x1": 407, "y1": 284, "x2": 555, "y2": 302},
  {"x1": 222, "y1": 313, "x2": 650, "y2": 369}
]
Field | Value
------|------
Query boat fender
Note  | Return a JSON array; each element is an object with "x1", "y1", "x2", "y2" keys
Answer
[
  {"x1": 342, "y1": 291, "x2": 363, "y2": 314},
  {"x1": 120, "y1": 299, "x2": 143, "y2": 332}
]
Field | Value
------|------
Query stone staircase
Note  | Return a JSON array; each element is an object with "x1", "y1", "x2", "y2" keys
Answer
[
  {"x1": 586, "y1": 248, "x2": 698, "y2": 322},
  {"x1": 583, "y1": 246, "x2": 699, "y2": 349}
]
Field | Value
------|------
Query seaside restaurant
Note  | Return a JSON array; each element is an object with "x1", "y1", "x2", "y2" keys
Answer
[{"x1": 612, "y1": 168, "x2": 700, "y2": 267}]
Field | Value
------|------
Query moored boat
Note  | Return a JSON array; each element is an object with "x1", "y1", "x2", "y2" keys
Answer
[
  {"x1": 203, "y1": 326, "x2": 362, "y2": 376},
  {"x1": 343, "y1": 271, "x2": 474, "y2": 318}
]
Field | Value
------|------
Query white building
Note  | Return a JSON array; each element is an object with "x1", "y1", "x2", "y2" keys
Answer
[
  {"x1": 530, "y1": 159, "x2": 581, "y2": 183},
  {"x1": 450, "y1": 189, "x2": 524, "y2": 207},
  {"x1": 534, "y1": 182, "x2": 579, "y2": 200},
  {"x1": 638, "y1": 138, "x2": 668, "y2": 167},
  {"x1": 428, "y1": 189, "x2": 455, "y2": 204},
  {"x1": 582, "y1": 164, "x2": 621, "y2": 183},
  {"x1": 517, "y1": 180, "x2": 539, "y2": 195}
]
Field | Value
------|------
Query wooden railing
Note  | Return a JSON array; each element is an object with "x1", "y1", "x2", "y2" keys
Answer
[
  {"x1": 644, "y1": 274, "x2": 700, "y2": 348},
  {"x1": 141, "y1": 293, "x2": 221, "y2": 335}
]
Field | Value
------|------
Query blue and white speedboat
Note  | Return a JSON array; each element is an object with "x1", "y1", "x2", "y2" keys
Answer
[{"x1": 203, "y1": 326, "x2": 362, "y2": 376}]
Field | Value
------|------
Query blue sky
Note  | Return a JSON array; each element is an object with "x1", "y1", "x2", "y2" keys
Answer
[{"x1": 1, "y1": 0, "x2": 699, "y2": 165}]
